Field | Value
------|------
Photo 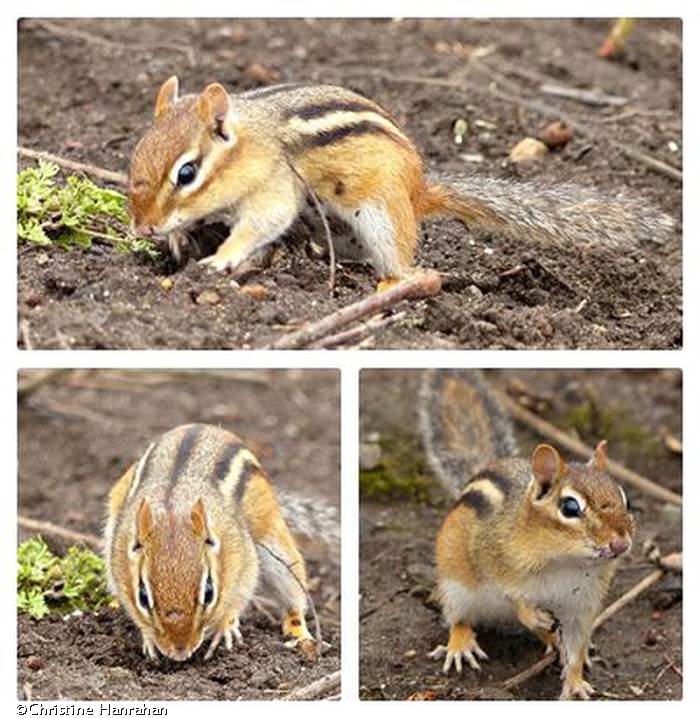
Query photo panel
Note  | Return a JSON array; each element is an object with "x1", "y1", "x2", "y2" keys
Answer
[
  {"x1": 17, "y1": 369, "x2": 340, "y2": 700},
  {"x1": 359, "y1": 369, "x2": 682, "y2": 700}
]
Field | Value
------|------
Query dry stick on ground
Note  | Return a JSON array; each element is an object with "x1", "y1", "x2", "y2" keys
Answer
[
  {"x1": 504, "y1": 552, "x2": 682, "y2": 690},
  {"x1": 259, "y1": 270, "x2": 442, "y2": 350},
  {"x1": 18, "y1": 516, "x2": 102, "y2": 551},
  {"x1": 540, "y1": 83, "x2": 628, "y2": 108},
  {"x1": 280, "y1": 670, "x2": 341, "y2": 701},
  {"x1": 310, "y1": 311, "x2": 407, "y2": 349},
  {"x1": 287, "y1": 159, "x2": 337, "y2": 293},
  {"x1": 469, "y1": 62, "x2": 682, "y2": 183},
  {"x1": 17, "y1": 369, "x2": 70, "y2": 401},
  {"x1": 65, "y1": 368, "x2": 273, "y2": 388},
  {"x1": 27, "y1": 19, "x2": 197, "y2": 67},
  {"x1": 496, "y1": 391, "x2": 682, "y2": 507},
  {"x1": 18, "y1": 147, "x2": 127, "y2": 186},
  {"x1": 348, "y1": 68, "x2": 682, "y2": 183},
  {"x1": 256, "y1": 542, "x2": 324, "y2": 658}
]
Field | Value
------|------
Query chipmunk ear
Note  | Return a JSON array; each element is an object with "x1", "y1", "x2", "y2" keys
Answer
[
  {"x1": 136, "y1": 498, "x2": 154, "y2": 543},
  {"x1": 197, "y1": 83, "x2": 237, "y2": 143},
  {"x1": 154, "y1": 75, "x2": 179, "y2": 119},
  {"x1": 589, "y1": 439, "x2": 608, "y2": 471},
  {"x1": 191, "y1": 498, "x2": 209, "y2": 538},
  {"x1": 531, "y1": 444, "x2": 566, "y2": 498}
]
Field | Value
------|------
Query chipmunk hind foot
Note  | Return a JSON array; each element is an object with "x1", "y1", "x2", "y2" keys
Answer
[{"x1": 430, "y1": 623, "x2": 488, "y2": 673}]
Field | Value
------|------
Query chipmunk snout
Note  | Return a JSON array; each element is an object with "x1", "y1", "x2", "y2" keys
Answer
[
  {"x1": 609, "y1": 536, "x2": 630, "y2": 557},
  {"x1": 136, "y1": 224, "x2": 156, "y2": 237}
]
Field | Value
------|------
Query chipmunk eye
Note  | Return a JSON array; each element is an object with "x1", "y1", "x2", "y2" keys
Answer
[
  {"x1": 203, "y1": 574, "x2": 215, "y2": 606},
  {"x1": 560, "y1": 496, "x2": 582, "y2": 518},
  {"x1": 176, "y1": 162, "x2": 197, "y2": 187},
  {"x1": 138, "y1": 580, "x2": 151, "y2": 611}
]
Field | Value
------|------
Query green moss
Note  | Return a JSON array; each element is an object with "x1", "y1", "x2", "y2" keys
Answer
[
  {"x1": 17, "y1": 536, "x2": 110, "y2": 618},
  {"x1": 562, "y1": 401, "x2": 661, "y2": 457},
  {"x1": 17, "y1": 160, "x2": 158, "y2": 258},
  {"x1": 360, "y1": 433, "x2": 437, "y2": 503}
]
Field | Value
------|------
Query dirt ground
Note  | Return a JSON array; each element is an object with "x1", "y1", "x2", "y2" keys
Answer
[
  {"x1": 17, "y1": 18, "x2": 681, "y2": 350},
  {"x1": 17, "y1": 369, "x2": 340, "y2": 700},
  {"x1": 359, "y1": 370, "x2": 682, "y2": 700}
]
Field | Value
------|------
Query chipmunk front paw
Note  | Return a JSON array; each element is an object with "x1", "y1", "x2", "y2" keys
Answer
[
  {"x1": 560, "y1": 676, "x2": 594, "y2": 700},
  {"x1": 142, "y1": 637, "x2": 159, "y2": 662},
  {"x1": 199, "y1": 253, "x2": 238, "y2": 273},
  {"x1": 204, "y1": 618, "x2": 244, "y2": 660},
  {"x1": 430, "y1": 624, "x2": 488, "y2": 673}
]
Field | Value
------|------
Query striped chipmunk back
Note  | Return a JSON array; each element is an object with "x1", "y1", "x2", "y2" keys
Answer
[
  {"x1": 239, "y1": 83, "x2": 412, "y2": 155},
  {"x1": 124, "y1": 423, "x2": 262, "y2": 510}
]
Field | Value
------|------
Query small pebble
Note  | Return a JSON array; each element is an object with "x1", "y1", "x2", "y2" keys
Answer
[
  {"x1": 26, "y1": 655, "x2": 44, "y2": 671},
  {"x1": 239, "y1": 284, "x2": 269, "y2": 301},
  {"x1": 540, "y1": 120, "x2": 574, "y2": 149},
  {"x1": 196, "y1": 290, "x2": 221, "y2": 306},
  {"x1": 160, "y1": 278, "x2": 174, "y2": 291},
  {"x1": 509, "y1": 137, "x2": 548, "y2": 163}
]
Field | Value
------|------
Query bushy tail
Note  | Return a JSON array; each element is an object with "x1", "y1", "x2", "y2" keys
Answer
[
  {"x1": 277, "y1": 489, "x2": 340, "y2": 564},
  {"x1": 419, "y1": 369, "x2": 518, "y2": 499},
  {"x1": 420, "y1": 173, "x2": 674, "y2": 248}
]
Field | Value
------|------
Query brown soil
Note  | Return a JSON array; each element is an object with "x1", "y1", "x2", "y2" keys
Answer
[
  {"x1": 18, "y1": 18, "x2": 681, "y2": 349},
  {"x1": 17, "y1": 369, "x2": 340, "y2": 700},
  {"x1": 359, "y1": 369, "x2": 682, "y2": 700}
]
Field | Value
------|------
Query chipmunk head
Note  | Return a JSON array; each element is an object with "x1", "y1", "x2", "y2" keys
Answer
[
  {"x1": 526, "y1": 441, "x2": 636, "y2": 563},
  {"x1": 128, "y1": 496, "x2": 221, "y2": 661},
  {"x1": 128, "y1": 76, "x2": 241, "y2": 237}
]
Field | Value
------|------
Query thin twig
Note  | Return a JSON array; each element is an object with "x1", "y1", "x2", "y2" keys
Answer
[
  {"x1": 540, "y1": 83, "x2": 628, "y2": 108},
  {"x1": 286, "y1": 158, "x2": 336, "y2": 293},
  {"x1": 27, "y1": 19, "x2": 196, "y2": 67},
  {"x1": 17, "y1": 369, "x2": 70, "y2": 401},
  {"x1": 28, "y1": 396, "x2": 126, "y2": 429},
  {"x1": 347, "y1": 68, "x2": 682, "y2": 183},
  {"x1": 18, "y1": 319, "x2": 34, "y2": 351},
  {"x1": 18, "y1": 147, "x2": 127, "y2": 186},
  {"x1": 256, "y1": 542, "x2": 323, "y2": 657},
  {"x1": 310, "y1": 311, "x2": 406, "y2": 349},
  {"x1": 280, "y1": 670, "x2": 341, "y2": 701},
  {"x1": 503, "y1": 552, "x2": 680, "y2": 690},
  {"x1": 18, "y1": 516, "x2": 102, "y2": 551},
  {"x1": 496, "y1": 391, "x2": 682, "y2": 507},
  {"x1": 259, "y1": 270, "x2": 441, "y2": 350}
]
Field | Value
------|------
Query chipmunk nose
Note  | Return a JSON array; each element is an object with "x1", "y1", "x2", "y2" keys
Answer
[
  {"x1": 609, "y1": 537, "x2": 630, "y2": 557},
  {"x1": 135, "y1": 223, "x2": 156, "y2": 237}
]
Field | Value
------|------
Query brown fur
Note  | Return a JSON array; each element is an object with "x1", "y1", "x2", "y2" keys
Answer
[
  {"x1": 129, "y1": 79, "x2": 672, "y2": 282},
  {"x1": 104, "y1": 423, "x2": 315, "y2": 662}
]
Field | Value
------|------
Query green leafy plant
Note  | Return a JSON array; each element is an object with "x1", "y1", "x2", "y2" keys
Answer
[
  {"x1": 17, "y1": 160, "x2": 158, "y2": 258},
  {"x1": 360, "y1": 433, "x2": 437, "y2": 503},
  {"x1": 17, "y1": 536, "x2": 111, "y2": 618}
]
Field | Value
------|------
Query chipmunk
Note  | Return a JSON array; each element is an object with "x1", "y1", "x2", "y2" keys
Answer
[
  {"x1": 419, "y1": 370, "x2": 636, "y2": 700},
  {"x1": 103, "y1": 423, "x2": 337, "y2": 662},
  {"x1": 127, "y1": 77, "x2": 673, "y2": 289}
]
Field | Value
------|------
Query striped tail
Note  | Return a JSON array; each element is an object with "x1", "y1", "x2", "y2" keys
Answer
[
  {"x1": 419, "y1": 369, "x2": 518, "y2": 499},
  {"x1": 420, "y1": 174, "x2": 675, "y2": 248}
]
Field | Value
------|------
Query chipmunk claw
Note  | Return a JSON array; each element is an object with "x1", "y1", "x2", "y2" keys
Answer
[
  {"x1": 531, "y1": 607, "x2": 559, "y2": 635},
  {"x1": 429, "y1": 640, "x2": 488, "y2": 674},
  {"x1": 560, "y1": 678, "x2": 594, "y2": 701},
  {"x1": 142, "y1": 637, "x2": 159, "y2": 662},
  {"x1": 204, "y1": 619, "x2": 243, "y2": 660},
  {"x1": 283, "y1": 637, "x2": 324, "y2": 661},
  {"x1": 199, "y1": 254, "x2": 234, "y2": 272}
]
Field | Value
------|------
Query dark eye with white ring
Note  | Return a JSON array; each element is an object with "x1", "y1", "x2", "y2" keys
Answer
[
  {"x1": 203, "y1": 575, "x2": 215, "y2": 606},
  {"x1": 560, "y1": 496, "x2": 582, "y2": 518},
  {"x1": 176, "y1": 162, "x2": 197, "y2": 187},
  {"x1": 138, "y1": 579, "x2": 151, "y2": 611}
]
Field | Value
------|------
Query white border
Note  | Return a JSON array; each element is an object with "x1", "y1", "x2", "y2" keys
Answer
[{"x1": 6, "y1": 2, "x2": 694, "y2": 715}]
